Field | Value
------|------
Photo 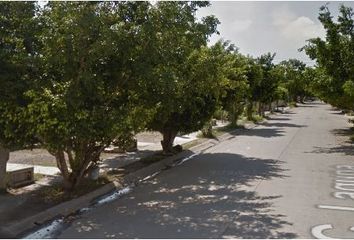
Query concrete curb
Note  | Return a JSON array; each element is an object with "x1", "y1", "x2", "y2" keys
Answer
[{"x1": 2, "y1": 114, "x2": 273, "y2": 238}]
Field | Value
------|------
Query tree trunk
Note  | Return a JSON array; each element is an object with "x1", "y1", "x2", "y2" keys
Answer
[
  {"x1": 300, "y1": 95, "x2": 305, "y2": 104},
  {"x1": 52, "y1": 144, "x2": 104, "y2": 192},
  {"x1": 258, "y1": 102, "x2": 261, "y2": 116},
  {"x1": 231, "y1": 104, "x2": 244, "y2": 127},
  {"x1": 0, "y1": 146, "x2": 10, "y2": 192},
  {"x1": 276, "y1": 100, "x2": 279, "y2": 112},
  {"x1": 258, "y1": 102, "x2": 265, "y2": 117},
  {"x1": 230, "y1": 105, "x2": 237, "y2": 127},
  {"x1": 246, "y1": 102, "x2": 253, "y2": 120},
  {"x1": 161, "y1": 129, "x2": 177, "y2": 154}
]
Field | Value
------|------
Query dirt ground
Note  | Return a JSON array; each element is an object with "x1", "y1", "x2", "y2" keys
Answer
[
  {"x1": 0, "y1": 176, "x2": 61, "y2": 225},
  {"x1": 136, "y1": 131, "x2": 163, "y2": 143}
]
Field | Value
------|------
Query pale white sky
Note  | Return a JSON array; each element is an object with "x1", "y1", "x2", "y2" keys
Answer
[{"x1": 197, "y1": 1, "x2": 354, "y2": 65}]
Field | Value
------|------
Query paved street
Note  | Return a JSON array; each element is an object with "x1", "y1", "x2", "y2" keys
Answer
[{"x1": 58, "y1": 102, "x2": 354, "y2": 239}]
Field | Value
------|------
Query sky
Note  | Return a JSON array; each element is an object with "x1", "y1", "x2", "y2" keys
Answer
[{"x1": 196, "y1": 1, "x2": 354, "y2": 65}]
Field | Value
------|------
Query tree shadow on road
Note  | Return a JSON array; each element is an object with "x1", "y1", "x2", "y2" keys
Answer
[
  {"x1": 296, "y1": 105, "x2": 315, "y2": 108},
  {"x1": 281, "y1": 112, "x2": 296, "y2": 115},
  {"x1": 231, "y1": 128, "x2": 286, "y2": 138},
  {"x1": 310, "y1": 145, "x2": 354, "y2": 156},
  {"x1": 329, "y1": 107, "x2": 347, "y2": 115},
  {"x1": 307, "y1": 128, "x2": 354, "y2": 156},
  {"x1": 330, "y1": 111, "x2": 346, "y2": 115},
  {"x1": 259, "y1": 122, "x2": 306, "y2": 128},
  {"x1": 331, "y1": 128, "x2": 354, "y2": 137},
  {"x1": 67, "y1": 153, "x2": 296, "y2": 239},
  {"x1": 266, "y1": 117, "x2": 291, "y2": 121}
]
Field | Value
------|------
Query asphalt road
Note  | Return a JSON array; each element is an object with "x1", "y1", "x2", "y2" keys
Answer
[{"x1": 58, "y1": 101, "x2": 354, "y2": 239}]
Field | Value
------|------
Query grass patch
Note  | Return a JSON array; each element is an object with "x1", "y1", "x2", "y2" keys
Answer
[
  {"x1": 247, "y1": 114, "x2": 264, "y2": 123},
  {"x1": 182, "y1": 138, "x2": 208, "y2": 150},
  {"x1": 212, "y1": 122, "x2": 246, "y2": 138},
  {"x1": 34, "y1": 173, "x2": 45, "y2": 181},
  {"x1": 289, "y1": 102, "x2": 297, "y2": 108}
]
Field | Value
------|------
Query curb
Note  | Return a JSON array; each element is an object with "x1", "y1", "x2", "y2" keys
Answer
[
  {"x1": 2, "y1": 116, "x2": 267, "y2": 238},
  {"x1": 0, "y1": 182, "x2": 120, "y2": 238}
]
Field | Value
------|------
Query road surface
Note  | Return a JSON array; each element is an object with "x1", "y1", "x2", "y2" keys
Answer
[{"x1": 58, "y1": 102, "x2": 354, "y2": 239}]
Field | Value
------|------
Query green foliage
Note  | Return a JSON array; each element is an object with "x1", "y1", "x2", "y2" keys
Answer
[
  {"x1": 213, "y1": 107, "x2": 228, "y2": 121},
  {"x1": 245, "y1": 53, "x2": 280, "y2": 117},
  {"x1": 216, "y1": 41, "x2": 249, "y2": 127},
  {"x1": 256, "y1": 53, "x2": 279, "y2": 105},
  {"x1": 145, "y1": 2, "x2": 220, "y2": 152},
  {"x1": 22, "y1": 2, "x2": 155, "y2": 190},
  {"x1": 244, "y1": 58, "x2": 263, "y2": 119},
  {"x1": 274, "y1": 86, "x2": 289, "y2": 102},
  {"x1": 343, "y1": 81, "x2": 354, "y2": 98},
  {"x1": 0, "y1": 2, "x2": 40, "y2": 149},
  {"x1": 278, "y1": 59, "x2": 308, "y2": 102},
  {"x1": 201, "y1": 120, "x2": 215, "y2": 138},
  {"x1": 302, "y1": 4, "x2": 354, "y2": 110}
]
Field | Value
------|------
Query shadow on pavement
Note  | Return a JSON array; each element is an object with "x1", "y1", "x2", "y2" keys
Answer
[
  {"x1": 329, "y1": 107, "x2": 347, "y2": 115},
  {"x1": 259, "y1": 122, "x2": 306, "y2": 128},
  {"x1": 296, "y1": 105, "x2": 315, "y2": 108},
  {"x1": 232, "y1": 128, "x2": 286, "y2": 138},
  {"x1": 266, "y1": 117, "x2": 291, "y2": 121},
  {"x1": 310, "y1": 145, "x2": 354, "y2": 156},
  {"x1": 67, "y1": 153, "x2": 296, "y2": 238},
  {"x1": 330, "y1": 111, "x2": 346, "y2": 115},
  {"x1": 307, "y1": 128, "x2": 354, "y2": 156},
  {"x1": 300, "y1": 101, "x2": 325, "y2": 106},
  {"x1": 331, "y1": 128, "x2": 354, "y2": 136}
]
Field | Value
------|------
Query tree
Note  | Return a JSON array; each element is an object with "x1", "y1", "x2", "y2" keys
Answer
[
  {"x1": 216, "y1": 41, "x2": 249, "y2": 126},
  {"x1": 144, "y1": 2, "x2": 220, "y2": 153},
  {"x1": 245, "y1": 57, "x2": 264, "y2": 120},
  {"x1": 302, "y1": 4, "x2": 354, "y2": 111},
  {"x1": 255, "y1": 53, "x2": 278, "y2": 116},
  {"x1": 24, "y1": 2, "x2": 154, "y2": 190},
  {"x1": 0, "y1": 2, "x2": 39, "y2": 192},
  {"x1": 279, "y1": 59, "x2": 307, "y2": 103}
]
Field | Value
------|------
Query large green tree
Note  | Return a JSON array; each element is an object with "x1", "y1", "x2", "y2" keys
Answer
[
  {"x1": 254, "y1": 53, "x2": 278, "y2": 116},
  {"x1": 302, "y1": 4, "x2": 354, "y2": 110},
  {"x1": 244, "y1": 57, "x2": 264, "y2": 120},
  {"x1": 278, "y1": 59, "x2": 308, "y2": 103},
  {"x1": 0, "y1": 2, "x2": 39, "y2": 191},
  {"x1": 24, "y1": 2, "x2": 154, "y2": 190},
  {"x1": 216, "y1": 41, "x2": 249, "y2": 126},
  {"x1": 144, "y1": 2, "x2": 220, "y2": 153}
]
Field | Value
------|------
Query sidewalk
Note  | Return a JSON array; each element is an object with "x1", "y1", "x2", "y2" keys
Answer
[{"x1": 7, "y1": 163, "x2": 60, "y2": 176}]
